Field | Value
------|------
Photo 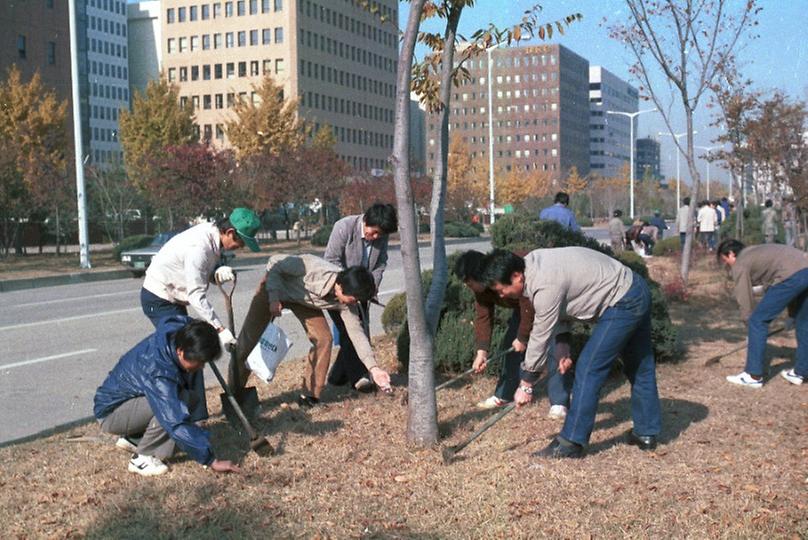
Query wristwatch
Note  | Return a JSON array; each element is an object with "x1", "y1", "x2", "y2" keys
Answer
[{"x1": 519, "y1": 384, "x2": 533, "y2": 395}]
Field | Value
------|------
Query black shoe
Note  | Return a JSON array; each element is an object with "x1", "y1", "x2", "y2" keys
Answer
[
  {"x1": 531, "y1": 437, "x2": 584, "y2": 459},
  {"x1": 296, "y1": 394, "x2": 320, "y2": 408},
  {"x1": 626, "y1": 430, "x2": 657, "y2": 451}
]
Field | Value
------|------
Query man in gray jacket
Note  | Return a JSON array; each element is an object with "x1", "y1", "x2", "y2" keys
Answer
[
  {"x1": 483, "y1": 248, "x2": 662, "y2": 459},
  {"x1": 324, "y1": 203, "x2": 397, "y2": 391},
  {"x1": 233, "y1": 254, "x2": 392, "y2": 406}
]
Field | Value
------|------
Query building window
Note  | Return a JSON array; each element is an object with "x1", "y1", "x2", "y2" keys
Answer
[
  {"x1": 201, "y1": 4, "x2": 210, "y2": 19},
  {"x1": 179, "y1": 37, "x2": 187, "y2": 52},
  {"x1": 215, "y1": 94, "x2": 223, "y2": 109},
  {"x1": 213, "y1": 3, "x2": 221, "y2": 18},
  {"x1": 47, "y1": 41, "x2": 56, "y2": 65},
  {"x1": 250, "y1": 60, "x2": 259, "y2": 76},
  {"x1": 274, "y1": 0, "x2": 282, "y2": 11},
  {"x1": 226, "y1": 62, "x2": 235, "y2": 78},
  {"x1": 225, "y1": 2, "x2": 233, "y2": 17},
  {"x1": 191, "y1": 65, "x2": 199, "y2": 80},
  {"x1": 262, "y1": 29, "x2": 271, "y2": 44},
  {"x1": 250, "y1": 29, "x2": 258, "y2": 46},
  {"x1": 237, "y1": 1, "x2": 245, "y2": 16},
  {"x1": 17, "y1": 35, "x2": 26, "y2": 59},
  {"x1": 250, "y1": 0, "x2": 258, "y2": 14},
  {"x1": 167, "y1": 67, "x2": 176, "y2": 82},
  {"x1": 202, "y1": 35, "x2": 210, "y2": 50},
  {"x1": 167, "y1": 38, "x2": 175, "y2": 53},
  {"x1": 238, "y1": 61, "x2": 246, "y2": 77},
  {"x1": 275, "y1": 58, "x2": 284, "y2": 73},
  {"x1": 262, "y1": 59, "x2": 271, "y2": 74},
  {"x1": 213, "y1": 33, "x2": 222, "y2": 49},
  {"x1": 238, "y1": 31, "x2": 246, "y2": 47},
  {"x1": 179, "y1": 67, "x2": 188, "y2": 81},
  {"x1": 274, "y1": 27, "x2": 283, "y2": 43},
  {"x1": 178, "y1": 7, "x2": 186, "y2": 22},
  {"x1": 203, "y1": 95, "x2": 212, "y2": 110},
  {"x1": 262, "y1": 0, "x2": 270, "y2": 12},
  {"x1": 225, "y1": 32, "x2": 234, "y2": 48},
  {"x1": 216, "y1": 124, "x2": 225, "y2": 140},
  {"x1": 203, "y1": 64, "x2": 211, "y2": 79},
  {"x1": 167, "y1": 8, "x2": 175, "y2": 23},
  {"x1": 214, "y1": 64, "x2": 223, "y2": 78},
  {"x1": 191, "y1": 36, "x2": 199, "y2": 51},
  {"x1": 203, "y1": 124, "x2": 212, "y2": 140},
  {"x1": 190, "y1": 5, "x2": 198, "y2": 20}
]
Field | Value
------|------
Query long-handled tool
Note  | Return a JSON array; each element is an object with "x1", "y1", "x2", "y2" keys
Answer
[
  {"x1": 217, "y1": 275, "x2": 260, "y2": 422},
  {"x1": 435, "y1": 347, "x2": 515, "y2": 392},
  {"x1": 703, "y1": 325, "x2": 787, "y2": 367},
  {"x1": 442, "y1": 366, "x2": 549, "y2": 464},
  {"x1": 208, "y1": 360, "x2": 274, "y2": 454}
]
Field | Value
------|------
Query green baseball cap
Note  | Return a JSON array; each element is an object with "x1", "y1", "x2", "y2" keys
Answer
[{"x1": 229, "y1": 207, "x2": 261, "y2": 252}]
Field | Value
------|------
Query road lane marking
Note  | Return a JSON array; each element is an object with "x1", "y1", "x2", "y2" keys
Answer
[
  {"x1": 0, "y1": 308, "x2": 140, "y2": 332},
  {"x1": 1, "y1": 349, "x2": 97, "y2": 370},
  {"x1": 12, "y1": 290, "x2": 133, "y2": 308}
]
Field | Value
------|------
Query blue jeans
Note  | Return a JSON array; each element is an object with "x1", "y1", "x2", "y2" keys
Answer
[
  {"x1": 140, "y1": 287, "x2": 187, "y2": 328},
  {"x1": 745, "y1": 268, "x2": 808, "y2": 378},
  {"x1": 495, "y1": 311, "x2": 573, "y2": 405},
  {"x1": 560, "y1": 273, "x2": 661, "y2": 446}
]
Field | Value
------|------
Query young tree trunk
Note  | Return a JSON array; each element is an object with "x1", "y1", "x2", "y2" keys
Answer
[
  {"x1": 391, "y1": 0, "x2": 438, "y2": 447},
  {"x1": 679, "y1": 107, "x2": 703, "y2": 283},
  {"x1": 424, "y1": 5, "x2": 462, "y2": 334},
  {"x1": 54, "y1": 206, "x2": 62, "y2": 256}
]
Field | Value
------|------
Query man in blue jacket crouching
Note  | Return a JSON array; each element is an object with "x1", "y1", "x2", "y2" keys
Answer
[{"x1": 94, "y1": 316, "x2": 240, "y2": 476}]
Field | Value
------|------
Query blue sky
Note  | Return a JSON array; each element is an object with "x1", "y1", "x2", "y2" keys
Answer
[{"x1": 129, "y1": 0, "x2": 807, "y2": 185}]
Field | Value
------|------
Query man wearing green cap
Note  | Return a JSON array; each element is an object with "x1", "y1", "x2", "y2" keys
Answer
[{"x1": 141, "y1": 208, "x2": 261, "y2": 350}]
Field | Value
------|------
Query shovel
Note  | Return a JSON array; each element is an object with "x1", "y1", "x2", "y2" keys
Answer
[{"x1": 217, "y1": 274, "x2": 260, "y2": 424}]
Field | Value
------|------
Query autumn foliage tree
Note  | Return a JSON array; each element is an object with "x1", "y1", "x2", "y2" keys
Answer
[
  {"x1": 446, "y1": 138, "x2": 486, "y2": 220},
  {"x1": 0, "y1": 66, "x2": 69, "y2": 254},
  {"x1": 497, "y1": 167, "x2": 553, "y2": 208}
]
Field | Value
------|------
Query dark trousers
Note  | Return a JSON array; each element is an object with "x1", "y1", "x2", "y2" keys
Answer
[
  {"x1": 140, "y1": 287, "x2": 187, "y2": 328},
  {"x1": 327, "y1": 302, "x2": 370, "y2": 386}
]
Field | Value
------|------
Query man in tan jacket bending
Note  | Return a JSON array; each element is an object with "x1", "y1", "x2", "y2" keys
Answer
[{"x1": 233, "y1": 254, "x2": 392, "y2": 406}]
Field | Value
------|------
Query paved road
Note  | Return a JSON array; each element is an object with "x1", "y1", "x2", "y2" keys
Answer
[{"x1": 0, "y1": 238, "x2": 491, "y2": 445}]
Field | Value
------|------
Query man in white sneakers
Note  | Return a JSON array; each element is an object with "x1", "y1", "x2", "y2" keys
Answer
[
  {"x1": 94, "y1": 317, "x2": 240, "y2": 476},
  {"x1": 718, "y1": 239, "x2": 808, "y2": 388},
  {"x1": 141, "y1": 207, "x2": 262, "y2": 351}
]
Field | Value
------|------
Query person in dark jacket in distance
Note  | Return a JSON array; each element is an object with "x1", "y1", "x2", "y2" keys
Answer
[{"x1": 94, "y1": 316, "x2": 240, "y2": 476}]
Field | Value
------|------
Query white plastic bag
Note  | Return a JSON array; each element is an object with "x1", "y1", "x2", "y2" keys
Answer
[{"x1": 246, "y1": 322, "x2": 293, "y2": 383}]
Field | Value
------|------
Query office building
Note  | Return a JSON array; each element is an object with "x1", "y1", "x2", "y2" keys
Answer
[
  {"x1": 128, "y1": 1, "x2": 162, "y2": 94},
  {"x1": 635, "y1": 136, "x2": 662, "y2": 181},
  {"x1": 160, "y1": 0, "x2": 398, "y2": 171},
  {"x1": 409, "y1": 98, "x2": 426, "y2": 174},
  {"x1": 589, "y1": 66, "x2": 638, "y2": 179},
  {"x1": 425, "y1": 44, "x2": 590, "y2": 184}
]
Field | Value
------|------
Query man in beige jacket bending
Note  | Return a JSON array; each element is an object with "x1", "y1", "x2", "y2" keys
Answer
[{"x1": 233, "y1": 254, "x2": 392, "y2": 406}]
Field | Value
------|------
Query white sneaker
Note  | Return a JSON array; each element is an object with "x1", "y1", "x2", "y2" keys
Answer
[
  {"x1": 726, "y1": 371, "x2": 763, "y2": 389},
  {"x1": 475, "y1": 396, "x2": 511, "y2": 410},
  {"x1": 128, "y1": 454, "x2": 168, "y2": 477},
  {"x1": 780, "y1": 368, "x2": 804, "y2": 385},
  {"x1": 354, "y1": 377, "x2": 374, "y2": 392},
  {"x1": 548, "y1": 404, "x2": 568, "y2": 419},
  {"x1": 115, "y1": 437, "x2": 138, "y2": 453}
]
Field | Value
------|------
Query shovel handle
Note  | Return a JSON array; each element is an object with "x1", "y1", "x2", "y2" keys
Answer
[
  {"x1": 435, "y1": 347, "x2": 515, "y2": 392},
  {"x1": 216, "y1": 273, "x2": 237, "y2": 334},
  {"x1": 209, "y1": 359, "x2": 258, "y2": 441}
]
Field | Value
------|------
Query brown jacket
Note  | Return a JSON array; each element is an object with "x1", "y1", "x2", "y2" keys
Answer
[
  {"x1": 474, "y1": 290, "x2": 534, "y2": 352},
  {"x1": 731, "y1": 244, "x2": 808, "y2": 320},
  {"x1": 264, "y1": 254, "x2": 377, "y2": 369}
]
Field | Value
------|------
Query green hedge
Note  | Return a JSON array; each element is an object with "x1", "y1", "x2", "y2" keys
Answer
[
  {"x1": 444, "y1": 221, "x2": 481, "y2": 238},
  {"x1": 113, "y1": 234, "x2": 153, "y2": 260},
  {"x1": 718, "y1": 206, "x2": 781, "y2": 245},
  {"x1": 311, "y1": 225, "x2": 333, "y2": 246},
  {"x1": 652, "y1": 236, "x2": 681, "y2": 257}
]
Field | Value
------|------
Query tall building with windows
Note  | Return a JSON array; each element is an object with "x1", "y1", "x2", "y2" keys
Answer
[
  {"x1": 161, "y1": 0, "x2": 398, "y2": 171},
  {"x1": 85, "y1": 0, "x2": 130, "y2": 166},
  {"x1": 128, "y1": 1, "x2": 162, "y2": 95},
  {"x1": 425, "y1": 44, "x2": 590, "y2": 184},
  {"x1": 588, "y1": 66, "x2": 638, "y2": 179},
  {"x1": 635, "y1": 136, "x2": 663, "y2": 182}
]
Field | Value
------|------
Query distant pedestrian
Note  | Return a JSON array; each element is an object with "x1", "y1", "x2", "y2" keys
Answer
[
  {"x1": 141, "y1": 208, "x2": 262, "y2": 352},
  {"x1": 609, "y1": 210, "x2": 626, "y2": 252},
  {"x1": 649, "y1": 210, "x2": 668, "y2": 237},
  {"x1": 783, "y1": 198, "x2": 797, "y2": 247},
  {"x1": 720, "y1": 197, "x2": 731, "y2": 218},
  {"x1": 718, "y1": 239, "x2": 808, "y2": 388},
  {"x1": 676, "y1": 197, "x2": 692, "y2": 249},
  {"x1": 697, "y1": 200, "x2": 718, "y2": 251},
  {"x1": 539, "y1": 192, "x2": 580, "y2": 232},
  {"x1": 762, "y1": 199, "x2": 779, "y2": 244}
]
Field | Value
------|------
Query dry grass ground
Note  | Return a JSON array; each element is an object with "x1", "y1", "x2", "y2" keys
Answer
[{"x1": 1, "y1": 254, "x2": 806, "y2": 539}]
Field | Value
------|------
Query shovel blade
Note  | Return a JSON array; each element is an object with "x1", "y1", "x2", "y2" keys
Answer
[{"x1": 221, "y1": 386, "x2": 260, "y2": 431}]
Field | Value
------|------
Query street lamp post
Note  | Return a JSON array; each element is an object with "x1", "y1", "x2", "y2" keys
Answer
[
  {"x1": 486, "y1": 41, "x2": 506, "y2": 225},
  {"x1": 695, "y1": 145, "x2": 721, "y2": 200},
  {"x1": 659, "y1": 130, "x2": 696, "y2": 210},
  {"x1": 606, "y1": 108, "x2": 656, "y2": 218},
  {"x1": 69, "y1": 0, "x2": 90, "y2": 268}
]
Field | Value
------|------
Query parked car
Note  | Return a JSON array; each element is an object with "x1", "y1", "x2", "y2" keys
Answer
[{"x1": 120, "y1": 230, "x2": 235, "y2": 277}]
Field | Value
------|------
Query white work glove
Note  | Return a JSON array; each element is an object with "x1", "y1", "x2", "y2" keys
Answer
[
  {"x1": 218, "y1": 328, "x2": 237, "y2": 352},
  {"x1": 215, "y1": 266, "x2": 235, "y2": 283}
]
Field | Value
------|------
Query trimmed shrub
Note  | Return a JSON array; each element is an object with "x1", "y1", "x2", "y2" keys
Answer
[
  {"x1": 652, "y1": 236, "x2": 680, "y2": 257},
  {"x1": 113, "y1": 234, "x2": 153, "y2": 260},
  {"x1": 381, "y1": 292, "x2": 407, "y2": 334},
  {"x1": 718, "y1": 206, "x2": 779, "y2": 245},
  {"x1": 311, "y1": 225, "x2": 333, "y2": 246},
  {"x1": 444, "y1": 221, "x2": 481, "y2": 238}
]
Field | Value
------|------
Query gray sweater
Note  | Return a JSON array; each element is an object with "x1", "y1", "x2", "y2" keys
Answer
[
  {"x1": 521, "y1": 247, "x2": 633, "y2": 380},
  {"x1": 324, "y1": 214, "x2": 389, "y2": 288}
]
